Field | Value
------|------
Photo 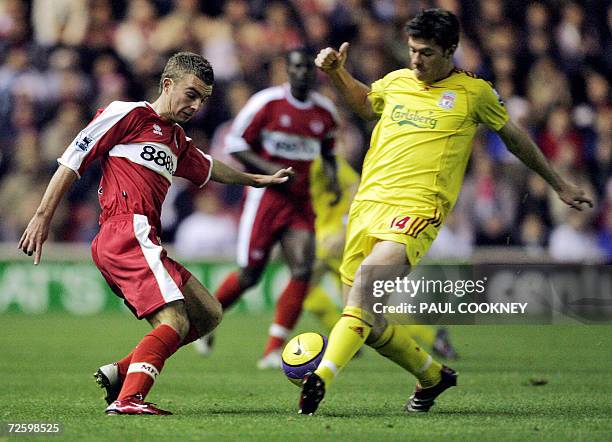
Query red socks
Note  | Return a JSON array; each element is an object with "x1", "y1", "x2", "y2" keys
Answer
[
  {"x1": 117, "y1": 324, "x2": 181, "y2": 400},
  {"x1": 215, "y1": 271, "x2": 243, "y2": 310},
  {"x1": 263, "y1": 278, "x2": 309, "y2": 355}
]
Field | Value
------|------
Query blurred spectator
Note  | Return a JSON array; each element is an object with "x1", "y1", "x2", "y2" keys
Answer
[
  {"x1": 526, "y1": 58, "x2": 572, "y2": 124},
  {"x1": 114, "y1": 0, "x2": 159, "y2": 65},
  {"x1": 549, "y1": 210, "x2": 604, "y2": 263},
  {"x1": 40, "y1": 101, "x2": 86, "y2": 169},
  {"x1": 0, "y1": 129, "x2": 66, "y2": 241},
  {"x1": 460, "y1": 154, "x2": 517, "y2": 245},
  {"x1": 426, "y1": 211, "x2": 474, "y2": 260},
  {"x1": 151, "y1": 0, "x2": 207, "y2": 54},
  {"x1": 538, "y1": 105, "x2": 584, "y2": 169},
  {"x1": 517, "y1": 213, "x2": 548, "y2": 258},
  {"x1": 174, "y1": 188, "x2": 238, "y2": 260},
  {"x1": 31, "y1": 0, "x2": 87, "y2": 47},
  {"x1": 517, "y1": 173, "x2": 553, "y2": 230}
]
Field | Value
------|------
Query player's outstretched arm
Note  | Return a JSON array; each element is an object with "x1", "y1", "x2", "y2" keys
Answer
[
  {"x1": 497, "y1": 121, "x2": 593, "y2": 210},
  {"x1": 18, "y1": 165, "x2": 78, "y2": 265},
  {"x1": 210, "y1": 158, "x2": 294, "y2": 188},
  {"x1": 231, "y1": 151, "x2": 286, "y2": 176},
  {"x1": 316, "y1": 42, "x2": 377, "y2": 121}
]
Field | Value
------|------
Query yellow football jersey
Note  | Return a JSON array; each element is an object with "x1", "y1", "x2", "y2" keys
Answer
[
  {"x1": 357, "y1": 68, "x2": 509, "y2": 223},
  {"x1": 310, "y1": 156, "x2": 359, "y2": 237}
]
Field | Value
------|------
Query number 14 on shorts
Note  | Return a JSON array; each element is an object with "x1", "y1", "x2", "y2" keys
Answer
[{"x1": 389, "y1": 215, "x2": 428, "y2": 237}]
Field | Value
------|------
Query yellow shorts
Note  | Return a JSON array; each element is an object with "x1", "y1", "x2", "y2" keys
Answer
[{"x1": 339, "y1": 200, "x2": 440, "y2": 286}]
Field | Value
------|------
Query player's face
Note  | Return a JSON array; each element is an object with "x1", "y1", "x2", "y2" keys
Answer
[
  {"x1": 408, "y1": 37, "x2": 454, "y2": 84},
  {"x1": 165, "y1": 74, "x2": 213, "y2": 123},
  {"x1": 286, "y1": 52, "x2": 316, "y2": 92}
]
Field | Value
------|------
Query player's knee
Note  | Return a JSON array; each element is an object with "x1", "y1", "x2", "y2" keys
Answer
[
  {"x1": 238, "y1": 268, "x2": 262, "y2": 289},
  {"x1": 207, "y1": 298, "x2": 223, "y2": 330},
  {"x1": 289, "y1": 263, "x2": 313, "y2": 281}
]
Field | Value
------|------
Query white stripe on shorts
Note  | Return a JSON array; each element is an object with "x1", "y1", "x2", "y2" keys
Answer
[
  {"x1": 236, "y1": 187, "x2": 266, "y2": 267},
  {"x1": 133, "y1": 214, "x2": 183, "y2": 304}
]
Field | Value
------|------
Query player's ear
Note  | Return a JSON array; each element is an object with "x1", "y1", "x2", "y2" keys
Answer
[
  {"x1": 162, "y1": 78, "x2": 173, "y2": 93},
  {"x1": 446, "y1": 45, "x2": 457, "y2": 58}
]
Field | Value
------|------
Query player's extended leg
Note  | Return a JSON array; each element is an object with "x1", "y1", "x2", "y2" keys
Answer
[
  {"x1": 98, "y1": 277, "x2": 223, "y2": 402},
  {"x1": 105, "y1": 301, "x2": 190, "y2": 415},
  {"x1": 300, "y1": 241, "x2": 454, "y2": 414},
  {"x1": 258, "y1": 228, "x2": 315, "y2": 368}
]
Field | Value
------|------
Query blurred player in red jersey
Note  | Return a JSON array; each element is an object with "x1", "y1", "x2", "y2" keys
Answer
[
  {"x1": 18, "y1": 52, "x2": 293, "y2": 415},
  {"x1": 210, "y1": 48, "x2": 341, "y2": 368}
]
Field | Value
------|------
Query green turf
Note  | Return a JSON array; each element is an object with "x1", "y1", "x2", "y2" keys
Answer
[{"x1": 0, "y1": 312, "x2": 610, "y2": 441}]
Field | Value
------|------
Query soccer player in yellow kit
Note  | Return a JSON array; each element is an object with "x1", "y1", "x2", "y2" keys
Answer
[
  {"x1": 306, "y1": 156, "x2": 459, "y2": 360},
  {"x1": 299, "y1": 8, "x2": 593, "y2": 415}
]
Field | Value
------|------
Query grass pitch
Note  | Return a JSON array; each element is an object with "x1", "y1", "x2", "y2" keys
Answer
[{"x1": 1, "y1": 312, "x2": 611, "y2": 441}]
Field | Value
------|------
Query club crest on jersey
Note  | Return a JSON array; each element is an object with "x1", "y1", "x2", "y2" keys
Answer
[
  {"x1": 153, "y1": 124, "x2": 163, "y2": 136},
  {"x1": 310, "y1": 120, "x2": 324, "y2": 134},
  {"x1": 438, "y1": 91, "x2": 456, "y2": 110},
  {"x1": 280, "y1": 114, "x2": 291, "y2": 127},
  {"x1": 75, "y1": 134, "x2": 93, "y2": 151}
]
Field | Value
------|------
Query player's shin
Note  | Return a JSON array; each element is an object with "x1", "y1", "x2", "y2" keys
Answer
[
  {"x1": 117, "y1": 324, "x2": 182, "y2": 400},
  {"x1": 215, "y1": 271, "x2": 243, "y2": 310},
  {"x1": 314, "y1": 306, "x2": 373, "y2": 385},
  {"x1": 368, "y1": 324, "x2": 442, "y2": 388},
  {"x1": 263, "y1": 278, "x2": 309, "y2": 355}
]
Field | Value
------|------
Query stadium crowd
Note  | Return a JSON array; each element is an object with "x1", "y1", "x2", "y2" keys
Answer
[{"x1": 0, "y1": 0, "x2": 610, "y2": 262}]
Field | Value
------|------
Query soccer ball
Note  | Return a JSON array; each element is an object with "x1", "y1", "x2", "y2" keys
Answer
[{"x1": 281, "y1": 332, "x2": 327, "y2": 386}]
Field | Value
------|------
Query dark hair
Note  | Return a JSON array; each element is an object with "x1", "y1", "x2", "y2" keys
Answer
[
  {"x1": 159, "y1": 52, "x2": 214, "y2": 93},
  {"x1": 405, "y1": 8, "x2": 460, "y2": 51}
]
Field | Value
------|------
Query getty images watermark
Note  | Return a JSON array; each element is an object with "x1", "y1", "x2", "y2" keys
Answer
[{"x1": 361, "y1": 264, "x2": 612, "y2": 324}]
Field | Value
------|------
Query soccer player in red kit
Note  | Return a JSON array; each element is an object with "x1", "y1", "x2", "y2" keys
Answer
[
  {"x1": 18, "y1": 52, "x2": 293, "y2": 415},
  {"x1": 211, "y1": 48, "x2": 341, "y2": 368}
]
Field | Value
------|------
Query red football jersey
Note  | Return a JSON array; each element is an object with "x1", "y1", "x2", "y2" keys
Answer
[
  {"x1": 59, "y1": 101, "x2": 213, "y2": 230},
  {"x1": 225, "y1": 84, "x2": 338, "y2": 200}
]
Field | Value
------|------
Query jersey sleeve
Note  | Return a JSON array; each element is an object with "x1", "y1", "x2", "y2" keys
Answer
[
  {"x1": 367, "y1": 76, "x2": 387, "y2": 117},
  {"x1": 473, "y1": 81, "x2": 510, "y2": 131},
  {"x1": 58, "y1": 101, "x2": 146, "y2": 178},
  {"x1": 224, "y1": 93, "x2": 269, "y2": 154},
  {"x1": 174, "y1": 136, "x2": 213, "y2": 188}
]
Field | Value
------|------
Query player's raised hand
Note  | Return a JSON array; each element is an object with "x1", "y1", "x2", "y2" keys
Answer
[
  {"x1": 556, "y1": 182, "x2": 594, "y2": 211},
  {"x1": 18, "y1": 214, "x2": 50, "y2": 265},
  {"x1": 315, "y1": 42, "x2": 350, "y2": 73},
  {"x1": 251, "y1": 167, "x2": 295, "y2": 188}
]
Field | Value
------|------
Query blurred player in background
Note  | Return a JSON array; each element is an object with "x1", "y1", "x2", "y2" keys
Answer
[
  {"x1": 18, "y1": 52, "x2": 292, "y2": 415},
  {"x1": 299, "y1": 9, "x2": 593, "y2": 415},
  {"x1": 306, "y1": 154, "x2": 459, "y2": 360},
  {"x1": 208, "y1": 48, "x2": 341, "y2": 369}
]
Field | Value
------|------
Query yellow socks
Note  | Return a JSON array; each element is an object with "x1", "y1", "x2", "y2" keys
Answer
[
  {"x1": 303, "y1": 286, "x2": 340, "y2": 331},
  {"x1": 405, "y1": 325, "x2": 436, "y2": 347},
  {"x1": 314, "y1": 306, "x2": 373, "y2": 385},
  {"x1": 369, "y1": 324, "x2": 442, "y2": 388}
]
